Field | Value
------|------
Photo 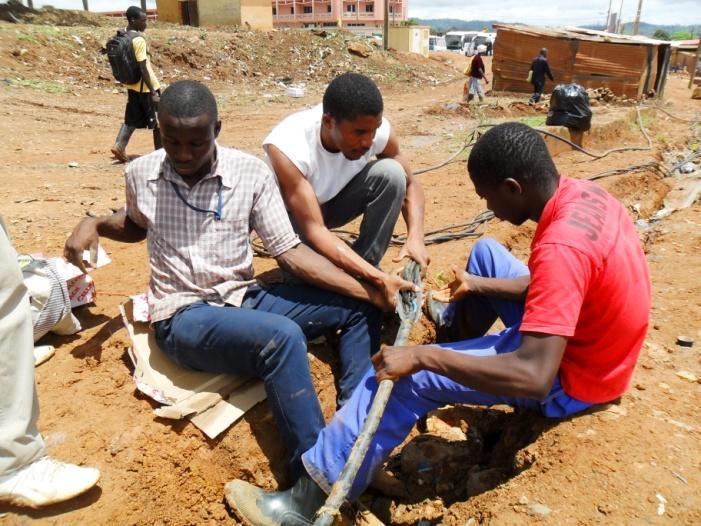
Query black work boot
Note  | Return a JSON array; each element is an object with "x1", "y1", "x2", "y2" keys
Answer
[
  {"x1": 111, "y1": 124, "x2": 135, "y2": 163},
  {"x1": 225, "y1": 473, "x2": 327, "y2": 526}
]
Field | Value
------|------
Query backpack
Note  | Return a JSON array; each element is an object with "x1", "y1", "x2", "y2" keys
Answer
[{"x1": 105, "y1": 29, "x2": 142, "y2": 85}]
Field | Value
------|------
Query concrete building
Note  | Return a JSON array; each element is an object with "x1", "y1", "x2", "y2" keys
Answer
[
  {"x1": 271, "y1": 0, "x2": 407, "y2": 32},
  {"x1": 156, "y1": 0, "x2": 273, "y2": 31}
]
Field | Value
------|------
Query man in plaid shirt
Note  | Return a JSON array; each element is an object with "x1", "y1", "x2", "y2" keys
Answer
[{"x1": 64, "y1": 80, "x2": 417, "y2": 481}]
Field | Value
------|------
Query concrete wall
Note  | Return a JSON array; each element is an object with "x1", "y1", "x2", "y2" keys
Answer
[
  {"x1": 241, "y1": 0, "x2": 273, "y2": 30},
  {"x1": 156, "y1": 0, "x2": 181, "y2": 23},
  {"x1": 388, "y1": 26, "x2": 429, "y2": 57},
  {"x1": 198, "y1": 0, "x2": 238, "y2": 26}
]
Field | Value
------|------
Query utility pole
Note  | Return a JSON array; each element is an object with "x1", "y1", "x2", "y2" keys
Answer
[
  {"x1": 26, "y1": 0, "x2": 34, "y2": 8},
  {"x1": 141, "y1": 0, "x2": 147, "y2": 10},
  {"x1": 82, "y1": 0, "x2": 89, "y2": 11},
  {"x1": 632, "y1": 0, "x2": 643, "y2": 35},
  {"x1": 605, "y1": 0, "x2": 613, "y2": 31},
  {"x1": 690, "y1": 40, "x2": 701, "y2": 89},
  {"x1": 383, "y1": 0, "x2": 389, "y2": 50},
  {"x1": 617, "y1": 0, "x2": 624, "y2": 33}
]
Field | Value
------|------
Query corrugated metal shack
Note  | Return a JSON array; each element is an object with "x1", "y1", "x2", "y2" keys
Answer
[{"x1": 492, "y1": 24, "x2": 672, "y2": 99}]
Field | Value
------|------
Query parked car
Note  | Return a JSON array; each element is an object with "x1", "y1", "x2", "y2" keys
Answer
[
  {"x1": 445, "y1": 31, "x2": 479, "y2": 53},
  {"x1": 429, "y1": 35, "x2": 447, "y2": 52}
]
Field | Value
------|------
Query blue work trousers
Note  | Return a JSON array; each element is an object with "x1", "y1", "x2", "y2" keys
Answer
[
  {"x1": 302, "y1": 239, "x2": 592, "y2": 500},
  {"x1": 154, "y1": 283, "x2": 381, "y2": 478}
]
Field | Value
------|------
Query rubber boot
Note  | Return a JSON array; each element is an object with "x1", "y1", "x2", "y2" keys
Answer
[
  {"x1": 225, "y1": 473, "x2": 326, "y2": 526},
  {"x1": 153, "y1": 127, "x2": 162, "y2": 151},
  {"x1": 111, "y1": 124, "x2": 135, "y2": 163}
]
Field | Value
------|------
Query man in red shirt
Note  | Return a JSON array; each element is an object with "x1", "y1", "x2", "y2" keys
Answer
[{"x1": 225, "y1": 122, "x2": 651, "y2": 524}]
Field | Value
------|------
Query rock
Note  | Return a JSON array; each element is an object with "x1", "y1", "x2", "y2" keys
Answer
[
  {"x1": 692, "y1": 86, "x2": 701, "y2": 100},
  {"x1": 527, "y1": 503, "x2": 552, "y2": 517},
  {"x1": 347, "y1": 41, "x2": 372, "y2": 58},
  {"x1": 68, "y1": 161, "x2": 79, "y2": 168},
  {"x1": 675, "y1": 370, "x2": 698, "y2": 382}
]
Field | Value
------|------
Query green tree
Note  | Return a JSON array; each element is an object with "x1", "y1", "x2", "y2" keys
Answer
[
  {"x1": 652, "y1": 29, "x2": 671, "y2": 40},
  {"x1": 404, "y1": 18, "x2": 420, "y2": 26},
  {"x1": 670, "y1": 31, "x2": 693, "y2": 40}
]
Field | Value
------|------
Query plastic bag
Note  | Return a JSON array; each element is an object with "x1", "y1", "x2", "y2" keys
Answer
[
  {"x1": 546, "y1": 83, "x2": 592, "y2": 131},
  {"x1": 526, "y1": 70, "x2": 533, "y2": 83}
]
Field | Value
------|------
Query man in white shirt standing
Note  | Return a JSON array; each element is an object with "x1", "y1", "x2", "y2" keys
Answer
[{"x1": 263, "y1": 72, "x2": 429, "y2": 301}]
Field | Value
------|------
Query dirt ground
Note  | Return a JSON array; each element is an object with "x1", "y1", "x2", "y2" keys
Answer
[{"x1": 0, "y1": 16, "x2": 700, "y2": 526}]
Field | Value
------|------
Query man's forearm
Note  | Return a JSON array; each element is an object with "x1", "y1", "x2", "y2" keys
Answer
[
  {"x1": 277, "y1": 243, "x2": 379, "y2": 305},
  {"x1": 308, "y1": 227, "x2": 386, "y2": 287},
  {"x1": 467, "y1": 274, "x2": 530, "y2": 301},
  {"x1": 95, "y1": 209, "x2": 147, "y2": 242},
  {"x1": 418, "y1": 345, "x2": 550, "y2": 399}
]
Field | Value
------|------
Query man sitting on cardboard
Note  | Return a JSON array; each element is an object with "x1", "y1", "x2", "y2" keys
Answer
[{"x1": 64, "y1": 80, "x2": 417, "y2": 481}]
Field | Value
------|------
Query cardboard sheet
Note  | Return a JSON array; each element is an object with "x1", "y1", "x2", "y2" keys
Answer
[{"x1": 119, "y1": 299, "x2": 266, "y2": 439}]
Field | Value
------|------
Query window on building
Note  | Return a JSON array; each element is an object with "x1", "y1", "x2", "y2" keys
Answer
[
  {"x1": 388, "y1": 6, "x2": 393, "y2": 13},
  {"x1": 327, "y1": 5, "x2": 332, "y2": 12},
  {"x1": 346, "y1": 4, "x2": 356, "y2": 12},
  {"x1": 290, "y1": 6, "x2": 294, "y2": 13},
  {"x1": 303, "y1": 6, "x2": 312, "y2": 13},
  {"x1": 272, "y1": 7, "x2": 276, "y2": 14},
  {"x1": 365, "y1": 4, "x2": 373, "y2": 12}
]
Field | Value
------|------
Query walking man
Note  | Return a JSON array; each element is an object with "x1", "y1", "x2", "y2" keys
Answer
[
  {"x1": 110, "y1": 6, "x2": 162, "y2": 163},
  {"x1": 65, "y1": 80, "x2": 416, "y2": 481},
  {"x1": 465, "y1": 44, "x2": 489, "y2": 103},
  {"x1": 263, "y1": 72, "x2": 429, "y2": 303},
  {"x1": 529, "y1": 47, "x2": 554, "y2": 103},
  {"x1": 225, "y1": 122, "x2": 651, "y2": 524}
]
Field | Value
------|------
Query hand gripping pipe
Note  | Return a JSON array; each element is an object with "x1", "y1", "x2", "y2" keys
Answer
[{"x1": 313, "y1": 260, "x2": 423, "y2": 526}]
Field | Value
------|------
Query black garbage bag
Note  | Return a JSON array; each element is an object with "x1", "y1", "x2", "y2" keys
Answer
[{"x1": 546, "y1": 83, "x2": 592, "y2": 132}]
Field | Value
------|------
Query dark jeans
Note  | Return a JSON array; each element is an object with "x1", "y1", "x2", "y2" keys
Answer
[
  {"x1": 294, "y1": 158, "x2": 406, "y2": 267},
  {"x1": 153, "y1": 283, "x2": 381, "y2": 478},
  {"x1": 530, "y1": 79, "x2": 545, "y2": 103}
]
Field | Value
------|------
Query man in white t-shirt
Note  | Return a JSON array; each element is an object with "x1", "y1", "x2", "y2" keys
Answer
[{"x1": 263, "y1": 72, "x2": 429, "y2": 302}]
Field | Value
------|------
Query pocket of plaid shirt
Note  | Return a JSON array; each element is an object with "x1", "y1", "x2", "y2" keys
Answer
[{"x1": 199, "y1": 218, "x2": 249, "y2": 268}]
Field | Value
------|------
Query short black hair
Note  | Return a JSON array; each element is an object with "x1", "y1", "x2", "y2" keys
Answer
[
  {"x1": 322, "y1": 72, "x2": 383, "y2": 122},
  {"x1": 126, "y1": 6, "x2": 145, "y2": 22},
  {"x1": 158, "y1": 80, "x2": 219, "y2": 123},
  {"x1": 468, "y1": 122, "x2": 558, "y2": 191}
]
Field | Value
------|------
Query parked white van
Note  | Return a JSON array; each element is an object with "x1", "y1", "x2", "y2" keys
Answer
[
  {"x1": 429, "y1": 35, "x2": 447, "y2": 52},
  {"x1": 445, "y1": 31, "x2": 478, "y2": 53}
]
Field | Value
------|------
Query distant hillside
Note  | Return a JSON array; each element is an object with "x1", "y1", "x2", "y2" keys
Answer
[{"x1": 418, "y1": 19, "x2": 698, "y2": 38}]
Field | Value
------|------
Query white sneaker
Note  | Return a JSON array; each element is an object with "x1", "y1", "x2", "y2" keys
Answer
[{"x1": 0, "y1": 456, "x2": 100, "y2": 508}]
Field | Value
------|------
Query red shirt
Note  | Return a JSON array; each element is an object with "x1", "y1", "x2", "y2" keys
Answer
[
  {"x1": 521, "y1": 176, "x2": 651, "y2": 403},
  {"x1": 470, "y1": 54, "x2": 485, "y2": 79}
]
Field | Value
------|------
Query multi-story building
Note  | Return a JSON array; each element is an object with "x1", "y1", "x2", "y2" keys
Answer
[{"x1": 271, "y1": 0, "x2": 407, "y2": 32}]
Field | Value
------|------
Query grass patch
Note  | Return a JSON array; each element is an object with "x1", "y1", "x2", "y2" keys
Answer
[
  {"x1": 16, "y1": 34, "x2": 37, "y2": 43},
  {"x1": 518, "y1": 115, "x2": 546, "y2": 127},
  {"x1": 8, "y1": 78, "x2": 68, "y2": 94}
]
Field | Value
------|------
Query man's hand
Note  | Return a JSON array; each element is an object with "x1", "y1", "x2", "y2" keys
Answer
[
  {"x1": 64, "y1": 217, "x2": 100, "y2": 274},
  {"x1": 372, "y1": 345, "x2": 424, "y2": 382},
  {"x1": 150, "y1": 90, "x2": 160, "y2": 104},
  {"x1": 379, "y1": 272, "x2": 420, "y2": 312},
  {"x1": 433, "y1": 265, "x2": 471, "y2": 303},
  {"x1": 392, "y1": 236, "x2": 430, "y2": 277}
]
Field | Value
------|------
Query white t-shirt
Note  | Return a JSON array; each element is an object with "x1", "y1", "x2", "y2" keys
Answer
[{"x1": 263, "y1": 104, "x2": 391, "y2": 204}]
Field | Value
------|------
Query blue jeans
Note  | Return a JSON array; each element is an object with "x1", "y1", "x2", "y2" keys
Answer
[
  {"x1": 302, "y1": 239, "x2": 592, "y2": 499},
  {"x1": 154, "y1": 283, "x2": 381, "y2": 478}
]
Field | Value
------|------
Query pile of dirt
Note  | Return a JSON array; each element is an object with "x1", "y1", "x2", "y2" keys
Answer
[
  {"x1": 588, "y1": 86, "x2": 638, "y2": 106},
  {"x1": 0, "y1": 21, "x2": 458, "y2": 93},
  {"x1": 0, "y1": 2, "x2": 111, "y2": 27}
]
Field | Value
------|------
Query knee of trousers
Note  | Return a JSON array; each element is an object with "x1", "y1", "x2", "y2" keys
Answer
[
  {"x1": 258, "y1": 317, "x2": 307, "y2": 364},
  {"x1": 370, "y1": 159, "x2": 407, "y2": 196},
  {"x1": 467, "y1": 237, "x2": 502, "y2": 270}
]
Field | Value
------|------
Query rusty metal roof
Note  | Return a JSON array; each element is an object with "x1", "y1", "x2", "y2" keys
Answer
[{"x1": 493, "y1": 23, "x2": 669, "y2": 47}]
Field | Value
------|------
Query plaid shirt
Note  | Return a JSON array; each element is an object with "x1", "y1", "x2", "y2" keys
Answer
[{"x1": 125, "y1": 144, "x2": 300, "y2": 322}]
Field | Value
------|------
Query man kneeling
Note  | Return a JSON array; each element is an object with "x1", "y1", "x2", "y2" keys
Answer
[{"x1": 225, "y1": 122, "x2": 651, "y2": 524}]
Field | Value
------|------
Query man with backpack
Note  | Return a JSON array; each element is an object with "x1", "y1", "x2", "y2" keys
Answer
[{"x1": 108, "y1": 6, "x2": 161, "y2": 163}]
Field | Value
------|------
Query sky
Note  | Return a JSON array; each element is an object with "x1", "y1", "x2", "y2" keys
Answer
[{"x1": 28, "y1": 0, "x2": 701, "y2": 27}]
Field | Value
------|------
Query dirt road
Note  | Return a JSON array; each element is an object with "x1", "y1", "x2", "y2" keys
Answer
[{"x1": 0, "y1": 20, "x2": 700, "y2": 525}]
